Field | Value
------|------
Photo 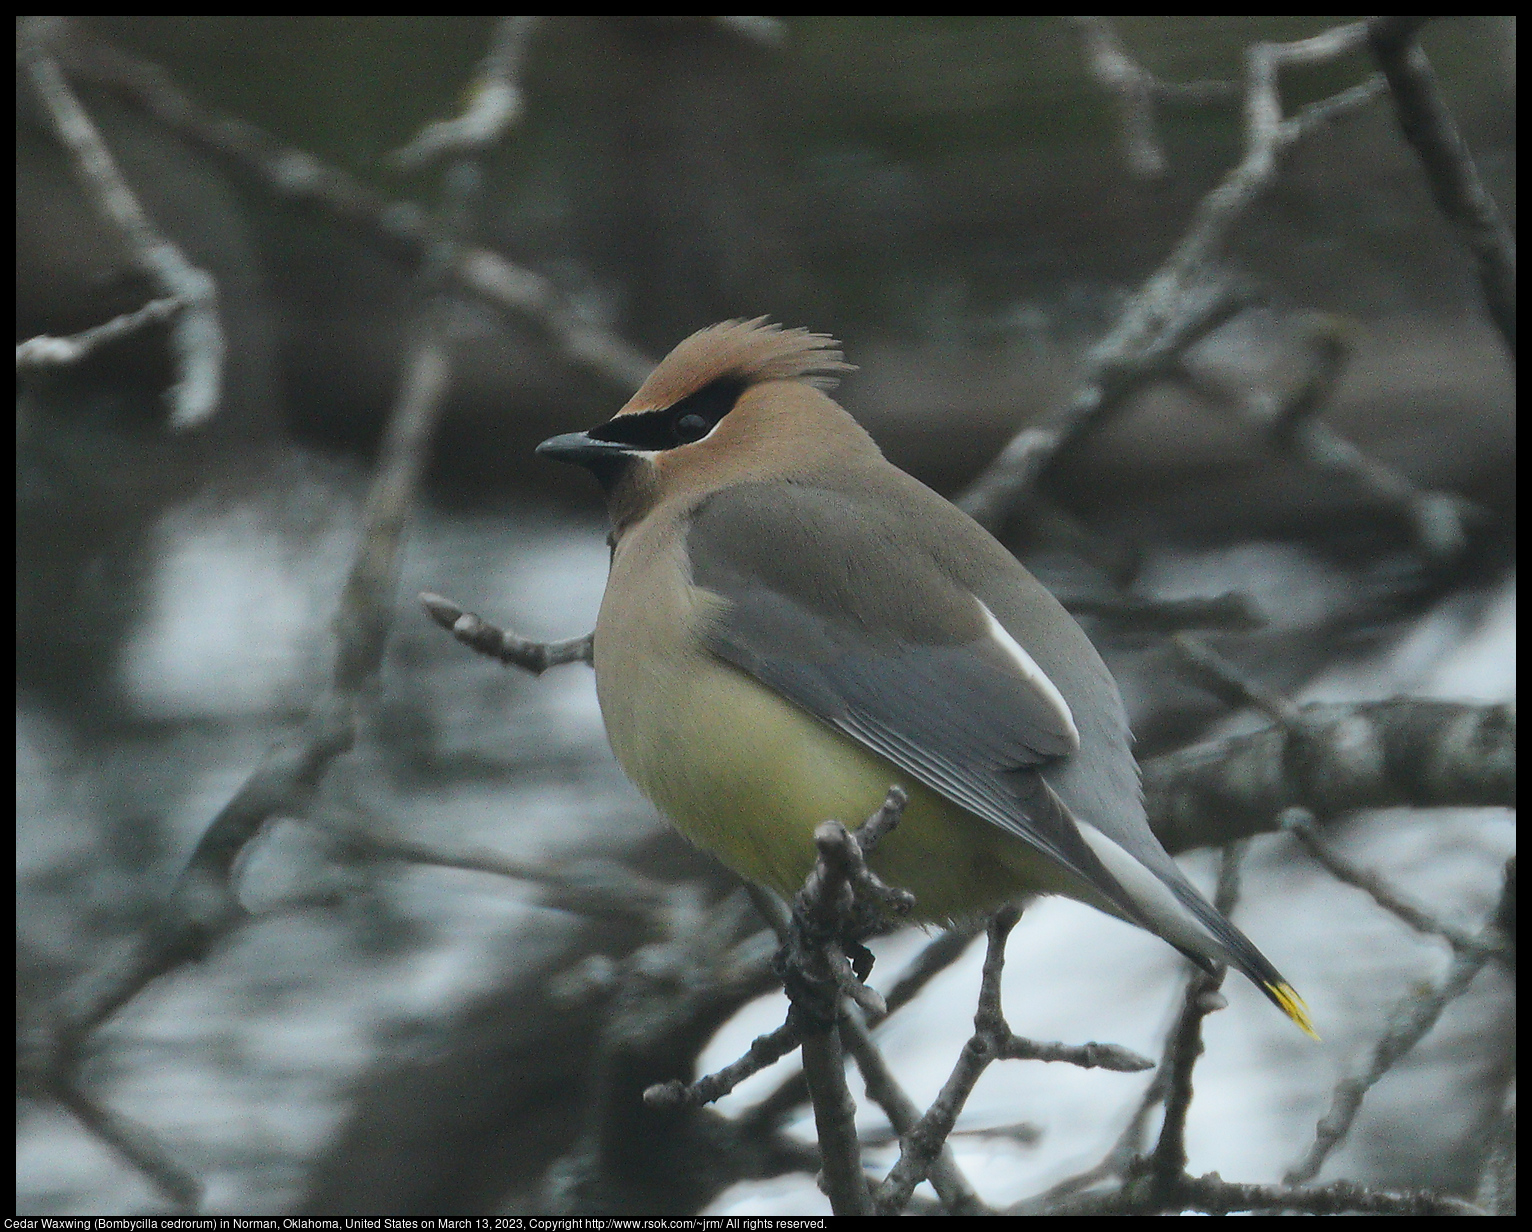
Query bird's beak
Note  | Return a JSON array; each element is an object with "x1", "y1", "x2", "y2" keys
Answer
[{"x1": 535, "y1": 430, "x2": 636, "y2": 469}]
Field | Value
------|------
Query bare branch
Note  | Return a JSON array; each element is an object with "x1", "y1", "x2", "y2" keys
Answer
[
  {"x1": 958, "y1": 279, "x2": 1253, "y2": 530},
  {"x1": 744, "y1": 882, "x2": 793, "y2": 940},
  {"x1": 1285, "y1": 856, "x2": 1513, "y2": 1186},
  {"x1": 1013, "y1": 846, "x2": 1249, "y2": 1215},
  {"x1": 840, "y1": 1006, "x2": 989, "y2": 1215},
  {"x1": 1179, "y1": 312, "x2": 1484, "y2": 561},
  {"x1": 323, "y1": 815, "x2": 673, "y2": 923},
  {"x1": 1147, "y1": 844, "x2": 1247, "y2": 1204},
  {"x1": 1071, "y1": 17, "x2": 1238, "y2": 179},
  {"x1": 960, "y1": 22, "x2": 1385, "y2": 532},
  {"x1": 801, "y1": 1020, "x2": 871, "y2": 1215},
  {"x1": 62, "y1": 33, "x2": 656, "y2": 391},
  {"x1": 52, "y1": 1081, "x2": 202, "y2": 1211},
  {"x1": 533, "y1": 888, "x2": 789, "y2": 1213},
  {"x1": 1144, "y1": 699, "x2": 1515, "y2": 855},
  {"x1": 1009, "y1": 1034, "x2": 1171, "y2": 1212},
  {"x1": 20, "y1": 18, "x2": 223, "y2": 427},
  {"x1": 874, "y1": 907, "x2": 1020, "y2": 1213},
  {"x1": 789, "y1": 818, "x2": 909, "y2": 1020},
  {"x1": 734, "y1": 920, "x2": 985, "y2": 1145},
  {"x1": 390, "y1": 17, "x2": 538, "y2": 171},
  {"x1": 999, "y1": 1035, "x2": 1156, "y2": 1071},
  {"x1": 648, "y1": 792, "x2": 913, "y2": 1119},
  {"x1": 872, "y1": 908, "x2": 1152, "y2": 1214},
  {"x1": 420, "y1": 592, "x2": 594, "y2": 673},
  {"x1": 57, "y1": 700, "x2": 355, "y2": 1035},
  {"x1": 31, "y1": 29, "x2": 517, "y2": 1204},
  {"x1": 1170, "y1": 633, "x2": 1302, "y2": 726},
  {"x1": 1065, "y1": 591, "x2": 1266, "y2": 635},
  {"x1": 16, "y1": 297, "x2": 183, "y2": 369},
  {"x1": 1146, "y1": 970, "x2": 1228, "y2": 1201},
  {"x1": 1282, "y1": 808, "x2": 1506, "y2": 959},
  {"x1": 1369, "y1": 17, "x2": 1516, "y2": 356},
  {"x1": 644, "y1": 1019, "x2": 803, "y2": 1111},
  {"x1": 855, "y1": 785, "x2": 909, "y2": 856},
  {"x1": 762, "y1": 800, "x2": 921, "y2": 1214},
  {"x1": 1073, "y1": 16, "x2": 1171, "y2": 179}
]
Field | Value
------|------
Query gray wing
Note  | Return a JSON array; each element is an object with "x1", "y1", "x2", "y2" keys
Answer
[{"x1": 687, "y1": 482, "x2": 1143, "y2": 913}]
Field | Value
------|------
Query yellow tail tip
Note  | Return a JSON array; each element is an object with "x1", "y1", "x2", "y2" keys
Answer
[{"x1": 1269, "y1": 982, "x2": 1320, "y2": 1040}]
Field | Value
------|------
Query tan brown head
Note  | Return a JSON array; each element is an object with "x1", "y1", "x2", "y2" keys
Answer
[{"x1": 537, "y1": 318, "x2": 872, "y2": 528}]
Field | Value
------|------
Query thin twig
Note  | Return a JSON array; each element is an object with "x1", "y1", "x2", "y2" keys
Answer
[
  {"x1": 1145, "y1": 968, "x2": 1227, "y2": 1202},
  {"x1": 327, "y1": 819, "x2": 673, "y2": 923},
  {"x1": 420, "y1": 592, "x2": 594, "y2": 673},
  {"x1": 20, "y1": 18, "x2": 223, "y2": 427},
  {"x1": 534, "y1": 886, "x2": 785, "y2": 1213},
  {"x1": 644, "y1": 1019, "x2": 803, "y2": 1111},
  {"x1": 841, "y1": 1005, "x2": 989, "y2": 1216},
  {"x1": 1282, "y1": 808, "x2": 1503, "y2": 958},
  {"x1": 1170, "y1": 632, "x2": 1302, "y2": 726},
  {"x1": 390, "y1": 17, "x2": 539, "y2": 171},
  {"x1": 1146, "y1": 844, "x2": 1246, "y2": 1205},
  {"x1": 16, "y1": 297, "x2": 184, "y2": 369},
  {"x1": 1071, "y1": 17, "x2": 1237, "y2": 179},
  {"x1": 1178, "y1": 312, "x2": 1483, "y2": 561},
  {"x1": 876, "y1": 923, "x2": 986, "y2": 1023},
  {"x1": 1010, "y1": 1060, "x2": 1167, "y2": 1212},
  {"x1": 1285, "y1": 855, "x2": 1515, "y2": 1186},
  {"x1": 957, "y1": 279, "x2": 1253, "y2": 531},
  {"x1": 53, "y1": 1081, "x2": 202, "y2": 1211},
  {"x1": 874, "y1": 908, "x2": 1022, "y2": 1213},
  {"x1": 734, "y1": 919, "x2": 984, "y2": 1142},
  {"x1": 875, "y1": 908, "x2": 1152, "y2": 1213}
]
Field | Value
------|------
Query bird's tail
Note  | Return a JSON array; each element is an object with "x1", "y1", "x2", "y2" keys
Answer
[{"x1": 1163, "y1": 876, "x2": 1319, "y2": 1039}]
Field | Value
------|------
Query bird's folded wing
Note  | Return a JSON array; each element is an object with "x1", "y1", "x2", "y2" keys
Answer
[{"x1": 686, "y1": 482, "x2": 1133, "y2": 900}]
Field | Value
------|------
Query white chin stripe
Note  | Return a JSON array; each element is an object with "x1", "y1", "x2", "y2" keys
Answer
[
  {"x1": 1076, "y1": 822, "x2": 1232, "y2": 968},
  {"x1": 977, "y1": 600, "x2": 1080, "y2": 748}
]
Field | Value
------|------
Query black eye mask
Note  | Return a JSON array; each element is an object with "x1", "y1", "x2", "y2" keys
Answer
[{"x1": 588, "y1": 375, "x2": 749, "y2": 451}]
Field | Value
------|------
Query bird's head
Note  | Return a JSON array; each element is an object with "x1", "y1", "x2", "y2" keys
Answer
[{"x1": 537, "y1": 318, "x2": 868, "y2": 530}]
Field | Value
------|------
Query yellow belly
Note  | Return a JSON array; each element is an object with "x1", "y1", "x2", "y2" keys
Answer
[{"x1": 596, "y1": 630, "x2": 1076, "y2": 923}]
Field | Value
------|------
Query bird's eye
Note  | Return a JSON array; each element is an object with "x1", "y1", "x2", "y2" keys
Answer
[{"x1": 674, "y1": 412, "x2": 711, "y2": 443}]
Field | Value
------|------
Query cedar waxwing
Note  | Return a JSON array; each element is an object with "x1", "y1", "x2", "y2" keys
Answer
[{"x1": 538, "y1": 318, "x2": 1315, "y2": 1037}]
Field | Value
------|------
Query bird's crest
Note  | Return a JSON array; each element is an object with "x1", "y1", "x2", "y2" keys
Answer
[{"x1": 621, "y1": 318, "x2": 856, "y2": 414}]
